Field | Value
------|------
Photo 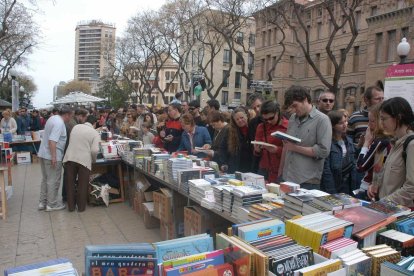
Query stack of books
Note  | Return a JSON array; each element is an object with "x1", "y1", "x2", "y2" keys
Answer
[
  {"x1": 279, "y1": 181, "x2": 300, "y2": 195},
  {"x1": 377, "y1": 229, "x2": 414, "y2": 256},
  {"x1": 311, "y1": 193, "x2": 362, "y2": 212},
  {"x1": 391, "y1": 212, "x2": 414, "y2": 235},
  {"x1": 166, "y1": 158, "x2": 193, "y2": 184},
  {"x1": 188, "y1": 179, "x2": 212, "y2": 203},
  {"x1": 212, "y1": 184, "x2": 233, "y2": 213},
  {"x1": 283, "y1": 190, "x2": 315, "y2": 218},
  {"x1": 231, "y1": 185, "x2": 266, "y2": 221},
  {"x1": 177, "y1": 168, "x2": 201, "y2": 194},
  {"x1": 4, "y1": 258, "x2": 77, "y2": 276},
  {"x1": 248, "y1": 234, "x2": 314, "y2": 275},
  {"x1": 317, "y1": 237, "x2": 358, "y2": 258},
  {"x1": 362, "y1": 244, "x2": 401, "y2": 275},
  {"x1": 285, "y1": 212, "x2": 354, "y2": 251},
  {"x1": 247, "y1": 202, "x2": 285, "y2": 221},
  {"x1": 381, "y1": 256, "x2": 414, "y2": 275},
  {"x1": 150, "y1": 153, "x2": 170, "y2": 175},
  {"x1": 367, "y1": 198, "x2": 411, "y2": 217},
  {"x1": 337, "y1": 248, "x2": 372, "y2": 275},
  {"x1": 293, "y1": 259, "x2": 343, "y2": 275},
  {"x1": 222, "y1": 186, "x2": 234, "y2": 217},
  {"x1": 235, "y1": 218, "x2": 285, "y2": 242},
  {"x1": 84, "y1": 243, "x2": 157, "y2": 276}
]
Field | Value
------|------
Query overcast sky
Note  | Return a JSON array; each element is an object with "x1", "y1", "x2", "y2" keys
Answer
[{"x1": 20, "y1": 0, "x2": 166, "y2": 108}]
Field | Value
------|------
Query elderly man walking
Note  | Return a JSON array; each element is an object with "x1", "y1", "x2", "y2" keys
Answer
[{"x1": 38, "y1": 106, "x2": 72, "y2": 211}]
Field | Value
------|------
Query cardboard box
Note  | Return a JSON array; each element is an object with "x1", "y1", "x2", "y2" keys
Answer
[
  {"x1": 153, "y1": 188, "x2": 173, "y2": 221},
  {"x1": 142, "y1": 202, "x2": 160, "y2": 229},
  {"x1": 160, "y1": 220, "x2": 185, "y2": 241},
  {"x1": 15, "y1": 152, "x2": 31, "y2": 164},
  {"x1": 184, "y1": 206, "x2": 230, "y2": 237}
]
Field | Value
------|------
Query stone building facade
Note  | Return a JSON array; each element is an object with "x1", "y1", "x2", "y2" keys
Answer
[{"x1": 254, "y1": 0, "x2": 413, "y2": 112}]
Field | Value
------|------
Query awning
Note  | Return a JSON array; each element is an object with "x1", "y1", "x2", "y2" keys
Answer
[{"x1": 50, "y1": 92, "x2": 105, "y2": 105}]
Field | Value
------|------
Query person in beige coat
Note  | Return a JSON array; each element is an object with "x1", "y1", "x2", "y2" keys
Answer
[
  {"x1": 63, "y1": 115, "x2": 100, "y2": 212},
  {"x1": 368, "y1": 97, "x2": 414, "y2": 207}
]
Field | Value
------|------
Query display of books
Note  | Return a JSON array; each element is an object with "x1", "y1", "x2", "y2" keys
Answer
[
  {"x1": 362, "y1": 244, "x2": 401, "y2": 276},
  {"x1": 381, "y1": 256, "x2": 414, "y2": 276},
  {"x1": 337, "y1": 249, "x2": 372, "y2": 276},
  {"x1": 4, "y1": 258, "x2": 77, "y2": 276}
]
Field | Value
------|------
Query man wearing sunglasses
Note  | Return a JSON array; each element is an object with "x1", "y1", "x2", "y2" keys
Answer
[{"x1": 317, "y1": 91, "x2": 336, "y2": 115}]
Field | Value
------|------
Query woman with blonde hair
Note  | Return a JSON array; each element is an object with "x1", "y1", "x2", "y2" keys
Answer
[{"x1": 0, "y1": 109, "x2": 17, "y2": 134}]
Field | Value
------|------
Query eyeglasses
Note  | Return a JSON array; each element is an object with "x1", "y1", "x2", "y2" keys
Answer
[
  {"x1": 321, "y1": 99, "x2": 334, "y2": 103},
  {"x1": 263, "y1": 114, "x2": 276, "y2": 121}
]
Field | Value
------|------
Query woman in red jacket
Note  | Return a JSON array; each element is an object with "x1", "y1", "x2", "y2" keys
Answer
[{"x1": 253, "y1": 100, "x2": 288, "y2": 182}]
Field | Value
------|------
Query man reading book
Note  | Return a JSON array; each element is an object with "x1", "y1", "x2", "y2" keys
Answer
[{"x1": 279, "y1": 85, "x2": 332, "y2": 190}]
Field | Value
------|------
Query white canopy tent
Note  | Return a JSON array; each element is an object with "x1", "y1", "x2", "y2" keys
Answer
[{"x1": 50, "y1": 92, "x2": 105, "y2": 105}]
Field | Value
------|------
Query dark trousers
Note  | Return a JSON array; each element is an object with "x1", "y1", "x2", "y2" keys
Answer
[{"x1": 65, "y1": 161, "x2": 90, "y2": 212}]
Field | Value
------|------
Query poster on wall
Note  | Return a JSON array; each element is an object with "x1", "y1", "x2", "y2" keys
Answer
[{"x1": 384, "y1": 63, "x2": 414, "y2": 110}]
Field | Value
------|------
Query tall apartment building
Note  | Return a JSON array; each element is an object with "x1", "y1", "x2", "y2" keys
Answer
[
  {"x1": 254, "y1": 0, "x2": 413, "y2": 111},
  {"x1": 53, "y1": 81, "x2": 66, "y2": 100},
  {"x1": 74, "y1": 20, "x2": 116, "y2": 93},
  {"x1": 180, "y1": 10, "x2": 256, "y2": 107}
]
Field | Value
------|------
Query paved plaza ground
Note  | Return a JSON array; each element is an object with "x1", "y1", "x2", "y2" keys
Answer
[{"x1": 0, "y1": 162, "x2": 160, "y2": 274}]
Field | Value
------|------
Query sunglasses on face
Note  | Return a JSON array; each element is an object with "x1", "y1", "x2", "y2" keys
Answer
[
  {"x1": 321, "y1": 99, "x2": 334, "y2": 103},
  {"x1": 263, "y1": 114, "x2": 276, "y2": 121}
]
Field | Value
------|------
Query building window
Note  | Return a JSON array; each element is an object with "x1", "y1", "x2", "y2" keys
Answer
[
  {"x1": 307, "y1": 25, "x2": 311, "y2": 40},
  {"x1": 272, "y1": 56, "x2": 277, "y2": 77},
  {"x1": 317, "y1": 22, "x2": 322, "y2": 39},
  {"x1": 262, "y1": 31, "x2": 266, "y2": 47},
  {"x1": 401, "y1": 27, "x2": 409, "y2": 39},
  {"x1": 234, "y1": 91, "x2": 241, "y2": 100},
  {"x1": 371, "y1": 6, "x2": 378, "y2": 16},
  {"x1": 273, "y1": 28, "x2": 278, "y2": 44},
  {"x1": 315, "y1": 53, "x2": 320, "y2": 71},
  {"x1": 235, "y1": 72, "x2": 242, "y2": 88},
  {"x1": 340, "y1": 49, "x2": 346, "y2": 73},
  {"x1": 165, "y1": 71, "x2": 170, "y2": 81},
  {"x1": 221, "y1": 91, "x2": 228, "y2": 105},
  {"x1": 266, "y1": 55, "x2": 271, "y2": 76},
  {"x1": 267, "y1": 29, "x2": 272, "y2": 46},
  {"x1": 327, "y1": 56, "x2": 332, "y2": 75},
  {"x1": 261, "y1": 58, "x2": 265, "y2": 79},
  {"x1": 307, "y1": 11, "x2": 311, "y2": 20},
  {"x1": 248, "y1": 53, "x2": 254, "y2": 70},
  {"x1": 223, "y1": 70, "x2": 229, "y2": 87},
  {"x1": 387, "y1": 30, "x2": 397, "y2": 61},
  {"x1": 375, "y1": 33, "x2": 383, "y2": 63},
  {"x1": 236, "y1": 51, "x2": 243, "y2": 65},
  {"x1": 198, "y1": 48, "x2": 204, "y2": 65},
  {"x1": 289, "y1": 56, "x2": 294, "y2": 77},
  {"x1": 318, "y1": 8, "x2": 322, "y2": 17},
  {"x1": 223, "y1": 49, "x2": 231, "y2": 64},
  {"x1": 355, "y1": 11, "x2": 361, "y2": 30},
  {"x1": 353, "y1": 46, "x2": 360, "y2": 72},
  {"x1": 249, "y1": 33, "x2": 255, "y2": 47},
  {"x1": 236, "y1": 32, "x2": 244, "y2": 44}
]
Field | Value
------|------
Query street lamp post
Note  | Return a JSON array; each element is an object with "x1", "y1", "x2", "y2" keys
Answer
[
  {"x1": 9, "y1": 69, "x2": 19, "y2": 112},
  {"x1": 397, "y1": 37, "x2": 411, "y2": 64}
]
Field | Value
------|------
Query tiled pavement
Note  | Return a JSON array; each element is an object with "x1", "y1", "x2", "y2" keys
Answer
[{"x1": 0, "y1": 162, "x2": 160, "y2": 274}]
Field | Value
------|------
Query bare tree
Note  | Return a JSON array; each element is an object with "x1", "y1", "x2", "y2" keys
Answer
[
  {"x1": 0, "y1": 0, "x2": 39, "y2": 86},
  {"x1": 266, "y1": 0, "x2": 363, "y2": 94}
]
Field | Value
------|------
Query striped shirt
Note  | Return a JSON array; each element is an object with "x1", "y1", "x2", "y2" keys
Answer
[{"x1": 347, "y1": 108, "x2": 369, "y2": 147}]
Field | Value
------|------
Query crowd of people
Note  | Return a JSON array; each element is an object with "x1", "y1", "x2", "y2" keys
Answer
[{"x1": 1, "y1": 86, "x2": 413, "y2": 212}]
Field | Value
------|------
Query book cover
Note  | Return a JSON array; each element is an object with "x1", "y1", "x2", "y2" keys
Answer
[
  {"x1": 162, "y1": 250, "x2": 223, "y2": 270},
  {"x1": 367, "y1": 198, "x2": 411, "y2": 217},
  {"x1": 270, "y1": 248, "x2": 314, "y2": 275},
  {"x1": 88, "y1": 257, "x2": 157, "y2": 276},
  {"x1": 4, "y1": 258, "x2": 74, "y2": 276},
  {"x1": 184, "y1": 263, "x2": 235, "y2": 276},
  {"x1": 270, "y1": 131, "x2": 302, "y2": 143},
  {"x1": 164, "y1": 256, "x2": 224, "y2": 276},
  {"x1": 285, "y1": 191, "x2": 315, "y2": 207},
  {"x1": 154, "y1": 234, "x2": 214, "y2": 264},
  {"x1": 334, "y1": 206, "x2": 388, "y2": 234},
  {"x1": 238, "y1": 219, "x2": 285, "y2": 242},
  {"x1": 296, "y1": 259, "x2": 342, "y2": 276}
]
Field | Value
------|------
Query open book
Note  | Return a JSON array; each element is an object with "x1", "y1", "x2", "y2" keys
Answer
[
  {"x1": 271, "y1": 131, "x2": 301, "y2": 143},
  {"x1": 194, "y1": 147, "x2": 214, "y2": 154},
  {"x1": 251, "y1": 141, "x2": 277, "y2": 148}
]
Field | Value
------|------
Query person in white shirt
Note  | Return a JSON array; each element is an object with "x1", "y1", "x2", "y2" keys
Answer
[
  {"x1": 63, "y1": 115, "x2": 100, "y2": 212},
  {"x1": 38, "y1": 106, "x2": 72, "y2": 211},
  {"x1": 0, "y1": 109, "x2": 17, "y2": 134}
]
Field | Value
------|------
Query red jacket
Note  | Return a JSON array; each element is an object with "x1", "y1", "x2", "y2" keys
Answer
[{"x1": 255, "y1": 118, "x2": 289, "y2": 182}]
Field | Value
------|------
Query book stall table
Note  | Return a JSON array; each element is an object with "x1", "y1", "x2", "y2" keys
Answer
[{"x1": 92, "y1": 159, "x2": 125, "y2": 203}]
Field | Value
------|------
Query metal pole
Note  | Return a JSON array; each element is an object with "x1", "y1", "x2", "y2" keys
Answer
[{"x1": 11, "y1": 78, "x2": 19, "y2": 112}]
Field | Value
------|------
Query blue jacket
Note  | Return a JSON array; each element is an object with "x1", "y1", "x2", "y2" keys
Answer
[
  {"x1": 178, "y1": 126, "x2": 212, "y2": 157},
  {"x1": 321, "y1": 136, "x2": 357, "y2": 194},
  {"x1": 16, "y1": 114, "x2": 30, "y2": 134}
]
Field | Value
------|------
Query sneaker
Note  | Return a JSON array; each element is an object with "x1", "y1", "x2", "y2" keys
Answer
[
  {"x1": 38, "y1": 203, "x2": 46, "y2": 211},
  {"x1": 46, "y1": 204, "x2": 66, "y2": 212}
]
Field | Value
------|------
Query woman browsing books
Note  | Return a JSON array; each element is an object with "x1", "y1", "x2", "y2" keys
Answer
[
  {"x1": 321, "y1": 110, "x2": 357, "y2": 194},
  {"x1": 368, "y1": 97, "x2": 414, "y2": 207},
  {"x1": 177, "y1": 113, "x2": 211, "y2": 158},
  {"x1": 253, "y1": 100, "x2": 288, "y2": 182}
]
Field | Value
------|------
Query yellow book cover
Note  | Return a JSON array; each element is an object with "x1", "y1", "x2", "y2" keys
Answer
[{"x1": 298, "y1": 259, "x2": 342, "y2": 276}]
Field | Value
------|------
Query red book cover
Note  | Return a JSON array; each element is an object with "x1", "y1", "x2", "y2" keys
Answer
[{"x1": 334, "y1": 206, "x2": 388, "y2": 234}]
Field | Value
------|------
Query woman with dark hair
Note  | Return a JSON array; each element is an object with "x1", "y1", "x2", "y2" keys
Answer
[
  {"x1": 253, "y1": 100, "x2": 288, "y2": 182},
  {"x1": 321, "y1": 110, "x2": 357, "y2": 194},
  {"x1": 227, "y1": 107, "x2": 253, "y2": 173},
  {"x1": 355, "y1": 104, "x2": 391, "y2": 200},
  {"x1": 368, "y1": 97, "x2": 414, "y2": 207},
  {"x1": 206, "y1": 111, "x2": 229, "y2": 169}
]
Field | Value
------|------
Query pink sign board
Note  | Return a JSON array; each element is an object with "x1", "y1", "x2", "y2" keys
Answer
[{"x1": 386, "y1": 63, "x2": 414, "y2": 78}]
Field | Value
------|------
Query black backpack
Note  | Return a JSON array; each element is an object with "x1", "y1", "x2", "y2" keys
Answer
[{"x1": 403, "y1": 135, "x2": 414, "y2": 165}]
